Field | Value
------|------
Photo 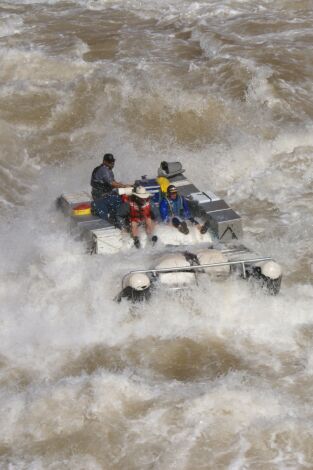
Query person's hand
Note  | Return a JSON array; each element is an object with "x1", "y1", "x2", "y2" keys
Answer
[{"x1": 196, "y1": 224, "x2": 202, "y2": 232}]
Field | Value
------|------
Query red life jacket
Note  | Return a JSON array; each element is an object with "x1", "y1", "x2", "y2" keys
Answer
[{"x1": 129, "y1": 200, "x2": 151, "y2": 223}]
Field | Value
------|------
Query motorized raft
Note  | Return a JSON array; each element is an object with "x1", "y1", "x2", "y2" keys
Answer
[{"x1": 57, "y1": 161, "x2": 282, "y2": 302}]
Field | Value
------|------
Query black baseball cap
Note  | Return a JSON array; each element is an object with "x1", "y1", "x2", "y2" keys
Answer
[{"x1": 103, "y1": 153, "x2": 115, "y2": 163}]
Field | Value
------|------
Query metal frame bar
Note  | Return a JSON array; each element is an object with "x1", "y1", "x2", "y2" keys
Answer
[{"x1": 122, "y1": 257, "x2": 272, "y2": 288}]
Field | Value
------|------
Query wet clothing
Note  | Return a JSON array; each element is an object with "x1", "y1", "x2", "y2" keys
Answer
[
  {"x1": 159, "y1": 195, "x2": 191, "y2": 223},
  {"x1": 129, "y1": 200, "x2": 152, "y2": 223},
  {"x1": 90, "y1": 163, "x2": 121, "y2": 222},
  {"x1": 91, "y1": 193, "x2": 121, "y2": 222},
  {"x1": 116, "y1": 199, "x2": 156, "y2": 230},
  {"x1": 91, "y1": 164, "x2": 115, "y2": 200}
]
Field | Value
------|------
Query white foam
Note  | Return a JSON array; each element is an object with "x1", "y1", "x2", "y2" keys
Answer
[
  {"x1": 0, "y1": 45, "x2": 92, "y2": 84},
  {"x1": 0, "y1": 0, "x2": 313, "y2": 465},
  {"x1": 0, "y1": 14, "x2": 24, "y2": 38}
]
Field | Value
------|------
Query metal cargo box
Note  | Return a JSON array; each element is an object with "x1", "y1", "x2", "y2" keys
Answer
[
  {"x1": 201, "y1": 199, "x2": 229, "y2": 215},
  {"x1": 70, "y1": 214, "x2": 113, "y2": 236},
  {"x1": 208, "y1": 209, "x2": 243, "y2": 241}
]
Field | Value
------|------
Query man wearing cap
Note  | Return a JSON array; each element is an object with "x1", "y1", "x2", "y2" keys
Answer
[
  {"x1": 116, "y1": 186, "x2": 158, "y2": 248},
  {"x1": 90, "y1": 153, "x2": 130, "y2": 221},
  {"x1": 160, "y1": 184, "x2": 208, "y2": 235}
]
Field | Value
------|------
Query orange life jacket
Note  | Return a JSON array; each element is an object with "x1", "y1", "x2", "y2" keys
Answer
[{"x1": 129, "y1": 200, "x2": 151, "y2": 223}]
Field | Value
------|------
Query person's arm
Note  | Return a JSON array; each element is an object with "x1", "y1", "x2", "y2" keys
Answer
[
  {"x1": 111, "y1": 180, "x2": 131, "y2": 189},
  {"x1": 182, "y1": 197, "x2": 201, "y2": 226},
  {"x1": 182, "y1": 197, "x2": 191, "y2": 219},
  {"x1": 101, "y1": 166, "x2": 132, "y2": 189},
  {"x1": 159, "y1": 199, "x2": 170, "y2": 223}
]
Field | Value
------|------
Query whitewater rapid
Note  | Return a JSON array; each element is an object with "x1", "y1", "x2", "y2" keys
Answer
[{"x1": 1, "y1": 0, "x2": 313, "y2": 468}]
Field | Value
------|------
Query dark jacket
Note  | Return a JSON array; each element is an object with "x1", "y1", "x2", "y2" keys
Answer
[{"x1": 91, "y1": 164, "x2": 115, "y2": 200}]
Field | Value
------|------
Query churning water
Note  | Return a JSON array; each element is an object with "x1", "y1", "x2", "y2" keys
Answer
[{"x1": 1, "y1": 0, "x2": 313, "y2": 468}]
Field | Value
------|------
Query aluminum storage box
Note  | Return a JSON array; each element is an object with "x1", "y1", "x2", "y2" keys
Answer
[
  {"x1": 200, "y1": 199, "x2": 229, "y2": 215},
  {"x1": 208, "y1": 209, "x2": 243, "y2": 241},
  {"x1": 70, "y1": 214, "x2": 112, "y2": 232}
]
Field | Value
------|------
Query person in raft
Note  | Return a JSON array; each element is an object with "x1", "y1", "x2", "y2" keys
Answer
[
  {"x1": 90, "y1": 153, "x2": 131, "y2": 222},
  {"x1": 159, "y1": 184, "x2": 209, "y2": 234},
  {"x1": 116, "y1": 186, "x2": 158, "y2": 249}
]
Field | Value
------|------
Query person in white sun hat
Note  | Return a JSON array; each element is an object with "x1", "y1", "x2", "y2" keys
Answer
[{"x1": 116, "y1": 185, "x2": 158, "y2": 248}]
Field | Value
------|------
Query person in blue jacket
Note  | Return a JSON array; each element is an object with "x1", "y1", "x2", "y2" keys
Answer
[{"x1": 160, "y1": 184, "x2": 208, "y2": 234}]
